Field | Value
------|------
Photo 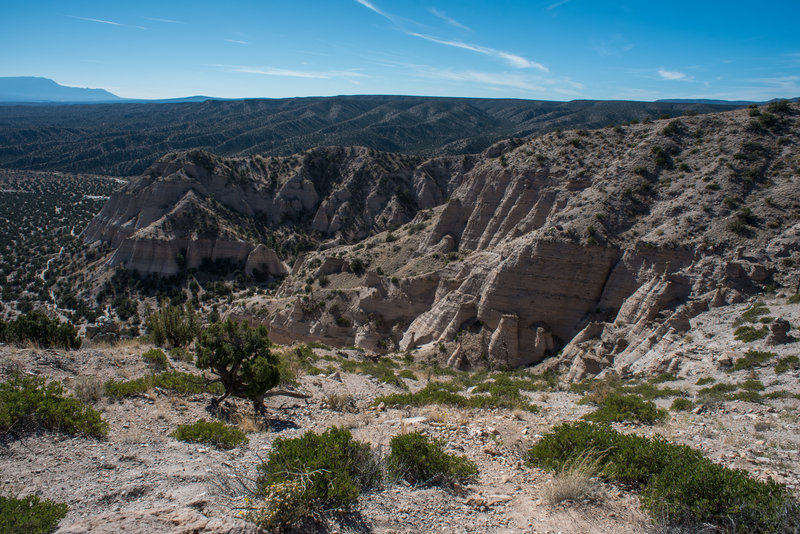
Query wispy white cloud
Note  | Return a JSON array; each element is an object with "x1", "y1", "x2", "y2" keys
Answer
[
  {"x1": 225, "y1": 39, "x2": 248, "y2": 45},
  {"x1": 414, "y1": 67, "x2": 544, "y2": 91},
  {"x1": 592, "y1": 34, "x2": 634, "y2": 57},
  {"x1": 408, "y1": 32, "x2": 547, "y2": 71},
  {"x1": 69, "y1": 15, "x2": 145, "y2": 29},
  {"x1": 70, "y1": 15, "x2": 121, "y2": 26},
  {"x1": 428, "y1": 8, "x2": 470, "y2": 31},
  {"x1": 547, "y1": 0, "x2": 571, "y2": 10},
  {"x1": 142, "y1": 16, "x2": 184, "y2": 24},
  {"x1": 402, "y1": 63, "x2": 582, "y2": 96},
  {"x1": 744, "y1": 75, "x2": 800, "y2": 93},
  {"x1": 216, "y1": 64, "x2": 369, "y2": 80},
  {"x1": 658, "y1": 68, "x2": 689, "y2": 81},
  {"x1": 354, "y1": 1, "x2": 547, "y2": 72},
  {"x1": 354, "y1": 0, "x2": 394, "y2": 21}
]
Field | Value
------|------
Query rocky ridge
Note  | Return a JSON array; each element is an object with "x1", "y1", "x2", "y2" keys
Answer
[{"x1": 86, "y1": 103, "x2": 800, "y2": 379}]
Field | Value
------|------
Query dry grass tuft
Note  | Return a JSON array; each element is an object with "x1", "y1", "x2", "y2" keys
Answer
[
  {"x1": 73, "y1": 375, "x2": 104, "y2": 403},
  {"x1": 324, "y1": 391, "x2": 355, "y2": 412},
  {"x1": 236, "y1": 413, "x2": 264, "y2": 433},
  {"x1": 542, "y1": 450, "x2": 601, "y2": 504},
  {"x1": 511, "y1": 407, "x2": 527, "y2": 420},
  {"x1": 423, "y1": 406, "x2": 450, "y2": 424}
]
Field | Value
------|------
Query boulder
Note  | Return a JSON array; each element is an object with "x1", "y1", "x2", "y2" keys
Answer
[
  {"x1": 766, "y1": 318, "x2": 792, "y2": 346},
  {"x1": 56, "y1": 507, "x2": 263, "y2": 534}
]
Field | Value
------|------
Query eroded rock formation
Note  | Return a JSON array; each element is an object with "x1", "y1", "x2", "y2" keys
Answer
[{"x1": 86, "y1": 103, "x2": 800, "y2": 376}]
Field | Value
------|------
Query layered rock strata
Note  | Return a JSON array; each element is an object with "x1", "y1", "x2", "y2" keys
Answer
[{"x1": 87, "y1": 103, "x2": 800, "y2": 375}]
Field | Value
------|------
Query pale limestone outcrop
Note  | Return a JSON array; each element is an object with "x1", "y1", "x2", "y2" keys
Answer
[
  {"x1": 110, "y1": 237, "x2": 258, "y2": 276},
  {"x1": 315, "y1": 256, "x2": 347, "y2": 277},
  {"x1": 56, "y1": 506, "x2": 263, "y2": 534},
  {"x1": 488, "y1": 314, "x2": 519, "y2": 368},
  {"x1": 532, "y1": 326, "x2": 555, "y2": 364},
  {"x1": 245, "y1": 244, "x2": 289, "y2": 277},
  {"x1": 86, "y1": 105, "x2": 800, "y2": 373}
]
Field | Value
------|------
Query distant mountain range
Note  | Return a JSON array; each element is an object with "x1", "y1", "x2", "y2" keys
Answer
[
  {"x1": 0, "y1": 77, "x2": 217, "y2": 104},
  {"x1": 2, "y1": 76, "x2": 795, "y2": 107},
  {"x1": 0, "y1": 77, "x2": 122, "y2": 103},
  {"x1": 0, "y1": 94, "x2": 753, "y2": 175},
  {"x1": 1, "y1": 77, "x2": 797, "y2": 176}
]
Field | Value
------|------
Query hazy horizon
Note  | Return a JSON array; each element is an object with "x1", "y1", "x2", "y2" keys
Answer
[{"x1": 2, "y1": 1, "x2": 798, "y2": 102}]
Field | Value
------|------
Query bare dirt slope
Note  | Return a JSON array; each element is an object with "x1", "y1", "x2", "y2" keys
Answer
[{"x1": 2, "y1": 291, "x2": 798, "y2": 533}]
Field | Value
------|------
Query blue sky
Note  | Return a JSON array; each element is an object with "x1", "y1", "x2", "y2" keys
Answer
[{"x1": 1, "y1": 0, "x2": 798, "y2": 101}]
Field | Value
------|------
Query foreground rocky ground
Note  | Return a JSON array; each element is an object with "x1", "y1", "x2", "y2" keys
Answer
[{"x1": 1, "y1": 293, "x2": 798, "y2": 533}]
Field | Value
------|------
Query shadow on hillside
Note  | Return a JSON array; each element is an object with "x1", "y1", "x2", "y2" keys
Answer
[
  {"x1": 204, "y1": 401, "x2": 300, "y2": 432},
  {"x1": 288, "y1": 511, "x2": 372, "y2": 533},
  {"x1": 263, "y1": 417, "x2": 300, "y2": 432}
]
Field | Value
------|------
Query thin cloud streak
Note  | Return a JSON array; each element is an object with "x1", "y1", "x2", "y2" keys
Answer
[
  {"x1": 142, "y1": 17, "x2": 184, "y2": 24},
  {"x1": 217, "y1": 65, "x2": 369, "y2": 80},
  {"x1": 354, "y1": 0, "x2": 394, "y2": 21},
  {"x1": 70, "y1": 15, "x2": 121, "y2": 26},
  {"x1": 428, "y1": 8, "x2": 470, "y2": 31},
  {"x1": 408, "y1": 32, "x2": 548, "y2": 71},
  {"x1": 415, "y1": 68, "x2": 544, "y2": 91},
  {"x1": 225, "y1": 39, "x2": 248, "y2": 45},
  {"x1": 354, "y1": 1, "x2": 545, "y2": 71},
  {"x1": 405, "y1": 63, "x2": 582, "y2": 96},
  {"x1": 69, "y1": 15, "x2": 145, "y2": 29},
  {"x1": 547, "y1": 0, "x2": 571, "y2": 10}
]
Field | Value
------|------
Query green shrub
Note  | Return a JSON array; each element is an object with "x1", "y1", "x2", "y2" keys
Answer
[
  {"x1": 256, "y1": 427, "x2": 379, "y2": 522},
  {"x1": 0, "y1": 494, "x2": 68, "y2": 534},
  {"x1": 583, "y1": 392, "x2": 667, "y2": 424},
  {"x1": 649, "y1": 373, "x2": 678, "y2": 384},
  {"x1": 738, "y1": 302, "x2": 770, "y2": 323},
  {"x1": 775, "y1": 355, "x2": 800, "y2": 374},
  {"x1": 170, "y1": 419, "x2": 248, "y2": 449},
  {"x1": 104, "y1": 371, "x2": 222, "y2": 399},
  {"x1": 695, "y1": 377, "x2": 715, "y2": 386},
  {"x1": 766, "y1": 100, "x2": 791, "y2": 114},
  {"x1": 196, "y1": 320, "x2": 281, "y2": 408},
  {"x1": 142, "y1": 348, "x2": 170, "y2": 371},
  {"x1": 527, "y1": 422, "x2": 800, "y2": 532},
  {"x1": 620, "y1": 382, "x2": 682, "y2": 399},
  {"x1": 152, "y1": 371, "x2": 223, "y2": 395},
  {"x1": 698, "y1": 382, "x2": 738, "y2": 399},
  {"x1": 0, "y1": 311, "x2": 81, "y2": 349},
  {"x1": 788, "y1": 293, "x2": 800, "y2": 304},
  {"x1": 733, "y1": 350, "x2": 776, "y2": 371},
  {"x1": 739, "y1": 379, "x2": 765, "y2": 391},
  {"x1": 670, "y1": 398, "x2": 694, "y2": 411},
  {"x1": 734, "y1": 325, "x2": 769, "y2": 342},
  {"x1": 728, "y1": 390, "x2": 763, "y2": 403},
  {"x1": 349, "y1": 257, "x2": 365, "y2": 274},
  {"x1": 104, "y1": 376, "x2": 150, "y2": 398},
  {"x1": 169, "y1": 346, "x2": 194, "y2": 363},
  {"x1": 387, "y1": 431, "x2": 477, "y2": 486},
  {"x1": 0, "y1": 374, "x2": 108, "y2": 437},
  {"x1": 661, "y1": 119, "x2": 683, "y2": 136},
  {"x1": 642, "y1": 454, "x2": 797, "y2": 532},
  {"x1": 397, "y1": 369, "x2": 416, "y2": 380},
  {"x1": 145, "y1": 301, "x2": 198, "y2": 348},
  {"x1": 339, "y1": 357, "x2": 406, "y2": 389},
  {"x1": 374, "y1": 380, "x2": 539, "y2": 412}
]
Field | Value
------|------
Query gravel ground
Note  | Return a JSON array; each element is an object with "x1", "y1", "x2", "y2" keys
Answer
[{"x1": 1, "y1": 301, "x2": 798, "y2": 533}]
